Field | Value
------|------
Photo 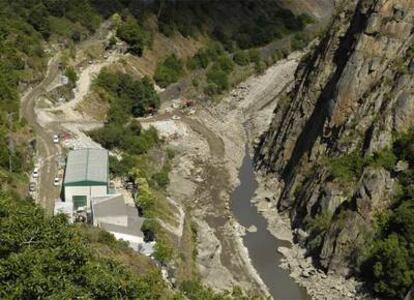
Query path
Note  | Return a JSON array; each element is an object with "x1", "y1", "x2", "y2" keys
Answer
[{"x1": 21, "y1": 57, "x2": 62, "y2": 211}]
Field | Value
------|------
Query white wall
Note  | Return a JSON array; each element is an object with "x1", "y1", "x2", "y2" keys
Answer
[
  {"x1": 64, "y1": 185, "x2": 107, "y2": 209},
  {"x1": 91, "y1": 185, "x2": 107, "y2": 197}
]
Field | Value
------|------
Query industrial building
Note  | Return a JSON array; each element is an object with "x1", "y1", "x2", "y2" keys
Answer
[
  {"x1": 63, "y1": 148, "x2": 109, "y2": 210},
  {"x1": 54, "y1": 148, "x2": 150, "y2": 254}
]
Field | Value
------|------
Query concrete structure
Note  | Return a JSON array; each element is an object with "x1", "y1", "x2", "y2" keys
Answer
[
  {"x1": 57, "y1": 148, "x2": 151, "y2": 254},
  {"x1": 63, "y1": 148, "x2": 108, "y2": 210},
  {"x1": 92, "y1": 195, "x2": 145, "y2": 251}
]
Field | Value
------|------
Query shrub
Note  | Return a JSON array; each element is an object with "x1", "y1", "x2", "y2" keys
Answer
[
  {"x1": 154, "y1": 239, "x2": 173, "y2": 264},
  {"x1": 291, "y1": 32, "x2": 309, "y2": 50},
  {"x1": 305, "y1": 211, "x2": 333, "y2": 236},
  {"x1": 233, "y1": 50, "x2": 250, "y2": 66},
  {"x1": 217, "y1": 55, "x2": 234, "y2": 73},
  {"x1": 206, "y1": 65, "x2": 229, "y2": 94},
  {"x1": 187, "y1": 43, "x2": 224, "y2": 70},
  {"x1": 153, "y1": 54, "x2": 183, "y2": 88},
  {"x1": 64, "y1": 66, "x2": 78, "y2": 85},
  {"x1": 95, "y1": 70, "x2": 160, "y2": 118},
  {"x1": 135, "y1": 177, "x2": 156, "y2": 217},
  {"x1": 367, "y1": 148, "x2": 397, "y2": 170},
  {"x1": 248, "y1": 49, "x2": 261, "y2": 65},
  {"x1": 328, "y1": 150, "x2": 364, "y2": 182},
  {"x1": 117, "y1": 17, "x2": 146, "y2": 55}
]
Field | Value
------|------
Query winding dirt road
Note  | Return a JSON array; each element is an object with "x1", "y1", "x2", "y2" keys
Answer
[{"x1": 21, "y1": 58, "x2": 62, "y2": 212}]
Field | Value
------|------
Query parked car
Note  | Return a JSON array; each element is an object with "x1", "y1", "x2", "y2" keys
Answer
[
  {"x1": 29, "y1": 182, "x2": 36, "y2": 192},
  {"x1": 53, "y1": 177, "x2": 60, "y2": 186},
  {"x1": 53, "y1": 134, "x2": 59, "y2": 144},
  {"x1": 32, "y1": 168, "x2": 39, "y2": 178}
]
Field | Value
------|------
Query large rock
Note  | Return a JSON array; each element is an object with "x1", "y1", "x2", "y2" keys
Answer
[{"x1": 256, "y1": 0, "x2": 414, "y2": 278}]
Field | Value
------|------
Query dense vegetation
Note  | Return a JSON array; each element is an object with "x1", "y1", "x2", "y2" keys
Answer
[
  {"x1": 154, "y1": 54, "x2": 184, "y2": 88},
  {"x1": 89, "y1": 69, "x2": 160, "y2": 154},
  {"x1": 155, "y1": 0, "x2": 309, "y2": 49},
  {"x1": 360, "y1": 129, "x2": 414, "y2": 298},
  {"x1": 0, "y1": 192, "x2": 170, "y2": 299},
  {"x1": 88, "y1": 69, "x2": 177, "y2": 266}
]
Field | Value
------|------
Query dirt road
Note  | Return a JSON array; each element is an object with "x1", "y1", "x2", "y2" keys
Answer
[{"x1": 21, "y1": 58, "x2": 62, "y2": 211}]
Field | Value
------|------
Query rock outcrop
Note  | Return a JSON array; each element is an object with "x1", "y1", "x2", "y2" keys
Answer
[{"x1": 256, "y1": 0, "x2": 414, "y2": 277}]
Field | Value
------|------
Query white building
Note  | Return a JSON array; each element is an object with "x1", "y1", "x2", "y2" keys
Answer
[
  {"x1": 91, "y1": 195, "x2": 145, "y2": 251},
  {"x1": 63, "y1": 148, "x2": 109, "y2": 210},
  {"x1": 56, "y1": 148, "x2": 151, "y2": 254}
]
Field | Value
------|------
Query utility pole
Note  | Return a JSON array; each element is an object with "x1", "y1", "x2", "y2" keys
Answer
[{"x1": 7, "y1": 112, "x2": 16, "y2": 173}]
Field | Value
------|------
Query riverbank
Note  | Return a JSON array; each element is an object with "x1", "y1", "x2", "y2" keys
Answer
[
  {"x1": 252, "y1": 175, "x2": 368, "y2": 300},
  {"x1": 146, "y1": 51, "x2": 303, "y2": 296},
  {"x1": 231, "y1": 150, "x2": 309, "y2": 299}
]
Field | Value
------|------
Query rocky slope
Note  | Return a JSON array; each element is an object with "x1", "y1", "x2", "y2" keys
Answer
[{"x1": 256, "y1": 0, "x2": 413, "y2": 283}]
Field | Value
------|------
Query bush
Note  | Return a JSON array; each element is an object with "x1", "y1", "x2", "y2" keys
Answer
[
  {"x1": 187, "y1": 43, "x2": 224, "y2": 70},
  {"x1": 367, "y1": 148, "x2": 397, "y2": 170},
  {"x1": 154, "y1": 239, "x2": 173, "y2": 264},
  {"x1": 233, "y1": 50, "x2": 250, "y2": 66},
  {"x1": 305, "y1": 211, "x2": 333, "y2": 236},
  {"x1": 95, "y1": 70, "x2": 160, "y2": 119},
  {"x1": 90, "y1": 125, "x2": 159, "y2": 155},
  {"x1": 135, "y1": 177, "x2": 156, "y2": 217},
  {"x1": 248, "y1": 49, "x2": 261, "y2": 65},
  {"x1": 291, "y1": 32, "x2": 309, "y2": 50},
  {"x1": 153, "y1": 54, "x2": 183, "y2": 88},
  {"x1": 117, "y1": 17, "x2": 146, "y2": 55},
  {"x1": 328, "y1": 150, "x2": 364, "y2": 182},
  {"x1": 64, "y1": 66, "x2": 78, "y2": 85},
  {"x1": 217, "y1": 55, "x2": 234, "y2": 73},
  {"x1": 206, "y1": 65, "x2": 229, "y2": 94}
]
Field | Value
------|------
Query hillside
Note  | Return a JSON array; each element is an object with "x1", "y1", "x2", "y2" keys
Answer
[
  {"x1": 256, "y1": 0, "x2": 414, "y2": 298},
  {"x1": 0, "y1": 0, "x2": 324, "y2": 299}
]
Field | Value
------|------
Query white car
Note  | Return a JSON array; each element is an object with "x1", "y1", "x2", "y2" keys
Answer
[
  {"x1": 172, "y1": 115, "x2": 181, "y2": 120},
  {"x1": 32, "y1": 168, "x2": 39, "y2": 178},
  {"x1": 53, "y1": 134, "x2": 59, "y2": 144},
  {"x1": 29, "y1": 182, "x2": 36, "y2": 192},
  {"x1": 53, "y1": 177, "x2": 60, "y2": 186}
]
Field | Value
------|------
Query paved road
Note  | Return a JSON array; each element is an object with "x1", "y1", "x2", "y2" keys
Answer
[{"x1": 21, "y1": 58, "x2": 62, "y2": 212}]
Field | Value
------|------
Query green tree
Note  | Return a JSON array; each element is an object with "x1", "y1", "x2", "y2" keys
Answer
[
  {"x1": 153, "y1": 54, "x2": 183, "y2": 88},
  {"x1": 0, "y1": 192, "x2": 169, "y2": 299},
  {"x1": 117, "y1": 17, "x2": 146, "y2": 55},
  {"x1": 363, "y1": 234, "x2": 414, "y2": 298}
]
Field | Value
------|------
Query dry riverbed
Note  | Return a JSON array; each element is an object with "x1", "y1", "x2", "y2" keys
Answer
[{"x1": 143, "y1": 51, "x2": 303, "y2": 296}]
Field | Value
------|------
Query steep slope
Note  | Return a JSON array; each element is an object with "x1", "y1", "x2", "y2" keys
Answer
[{"x1": 256, "y1": 0, "x2": 414, "y2": 297}]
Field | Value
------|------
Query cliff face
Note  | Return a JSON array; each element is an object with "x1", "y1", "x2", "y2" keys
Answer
[{"x1": 256, "y1": 0, "x2": 414, "y2": 276}]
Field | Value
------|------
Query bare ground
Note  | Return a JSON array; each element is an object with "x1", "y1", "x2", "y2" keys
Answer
[{"x1": 145, "y1": 51, "x2": 304, "y2": 296}]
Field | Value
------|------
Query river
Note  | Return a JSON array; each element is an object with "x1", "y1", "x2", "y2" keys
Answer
[{"x1": 231, "y1": 148, "x2": 309, "y2": 300}]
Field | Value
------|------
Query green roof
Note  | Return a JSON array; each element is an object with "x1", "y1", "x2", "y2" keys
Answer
[{"x1": 64, "y1": 149, "x2": 108, "y2": 186}]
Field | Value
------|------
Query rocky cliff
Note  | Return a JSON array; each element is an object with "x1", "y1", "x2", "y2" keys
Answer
[{"x1": 256, "y1": 0, "x2": 414, "y2": 282}]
